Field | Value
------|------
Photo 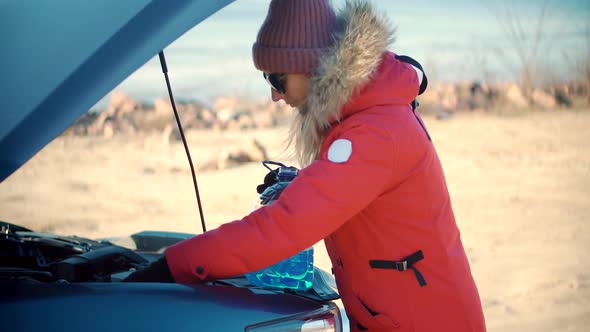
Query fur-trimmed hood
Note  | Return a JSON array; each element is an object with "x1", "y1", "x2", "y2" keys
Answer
[{"x1": 288, "y1": 0, "x2": 398, "y2": 166}]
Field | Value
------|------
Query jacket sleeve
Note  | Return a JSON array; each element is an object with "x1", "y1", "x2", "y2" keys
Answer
[{"x1": 166, "y1": 123, "x2": 396, "y2": 283}]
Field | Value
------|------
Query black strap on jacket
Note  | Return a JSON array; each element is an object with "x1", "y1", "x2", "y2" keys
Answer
[
  {"x1": 394, "y1": 55, "x2": 432, "y2": 141},
  {"x1": 369, "y1": 250, "x2": 427, "y2": 287},
  {"x1": 395, "y1": 55, "x2": 428, "y2": 96}
]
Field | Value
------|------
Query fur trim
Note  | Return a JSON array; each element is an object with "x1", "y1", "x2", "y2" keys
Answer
[{"x1": 287, "y1": 0, "x2": 396, "y2": 166}]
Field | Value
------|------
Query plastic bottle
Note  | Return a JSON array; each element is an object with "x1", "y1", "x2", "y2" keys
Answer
[{"x1": 245, "y1": 161, "x2": 314, "y2": 291}]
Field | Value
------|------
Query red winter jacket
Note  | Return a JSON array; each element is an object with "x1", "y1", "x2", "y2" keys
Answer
[{"x1": 166, "y1": 3, "x2": 486, "y2": 331}]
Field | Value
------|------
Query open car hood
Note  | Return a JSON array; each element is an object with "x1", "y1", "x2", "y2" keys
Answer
[{"x1": 0, "y1": 0, "x2": 234, "y2": 182}]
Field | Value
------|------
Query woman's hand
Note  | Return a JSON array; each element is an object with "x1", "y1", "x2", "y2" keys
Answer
[
  {"x1": 123, "y1": 256, "x2": 175, "y2": 283},
  {"x1": 256, "y1": 167, "x2": 280, "y2": 194}
]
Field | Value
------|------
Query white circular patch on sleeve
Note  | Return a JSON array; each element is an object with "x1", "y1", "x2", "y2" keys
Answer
[{"x1": 327, "y1": 139, "x2": 352, "y2": 163}]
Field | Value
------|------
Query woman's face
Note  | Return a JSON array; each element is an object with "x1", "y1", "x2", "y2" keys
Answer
[{"x1": 271, "y1": 73, "x2": 310, "y2": 108}]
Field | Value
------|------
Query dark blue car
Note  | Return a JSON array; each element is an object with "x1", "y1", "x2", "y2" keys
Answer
[{"x1": 0, "y1": 1, "x2": 343, "y2": 330}]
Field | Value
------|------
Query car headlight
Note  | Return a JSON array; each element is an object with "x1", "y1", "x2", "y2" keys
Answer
[{"x1": 246, "y1": 303, "x2": 342, "y2": 332}]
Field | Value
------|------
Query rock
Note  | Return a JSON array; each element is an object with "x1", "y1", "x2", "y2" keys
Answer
[
  {"x1": 161, "y1": 123, "x2": 174, "y2": 145},
  {"x1": 199, "y1": 108, "x2": 216, "y2": 128},
  {"x1": 552, "y1": 87, "x2": 573, "y2": 108},
  {"x1": 179, "y1": 111, "x2": 198, "y2": 129},
  {"x1": 225, "y1": 119, "x2": 239, "y2": 130},
  {"x1": 467, "y1": 81, "x2": 498, "y2": 111},
  {"x1": 205, "y1": 138, "x2": 270, "y2": 171},
  {"x1": 118, "y1": 121, "x2": 136, "y2": 135},
  {"x1": 82, "y1": 92, "x2": 142, "y2": 136},
  {"x1": 236, "y1": 113, "x2": 255, "y2": 129},
  {"x1": 531, "y1": 89, "x2": 556, "y2": 109},
  {"x1": 454, "y1": 83, "x2": 472, "y2": 110},
  {"x1": 249, "y1": 138, "x2": 268, "y2": 161},
  {"x1": 505, "y1": 84, "x2": 528, "y2": 108},
  {"x1": 217, "y1": 108, "x2": 234, "y2": 124},
  {"x1": 214, "y1": 97, "x2": 237, "y2": 113},
  {"x1": 252, "y1": 111, "x2": 276, "y2": 128},
  {"x1": 102, "y1": 122, "x2": 114, "y2": 138},
  {"x1": 440, "y1": 83, "x2": 458, "y2": 109},
  {"x1": 154, "y1": 98, "x2": 174, "y2": 116},
  {"x1": 109, "y1": 91, "x2": 137, "y2": 115}
]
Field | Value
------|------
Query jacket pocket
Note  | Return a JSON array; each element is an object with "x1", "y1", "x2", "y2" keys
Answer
[{"x1": 341, "y1": 290, "x2": 400, "y2": 330}]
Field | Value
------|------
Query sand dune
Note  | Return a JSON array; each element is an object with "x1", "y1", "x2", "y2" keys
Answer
[{"x1": 1, "y1": 110, "x2": 589, "y2": 331}]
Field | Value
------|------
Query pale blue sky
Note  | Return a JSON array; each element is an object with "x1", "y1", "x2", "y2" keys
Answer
[{"x1": 107, "y1": 0, "x2": 589, "y2": 107}]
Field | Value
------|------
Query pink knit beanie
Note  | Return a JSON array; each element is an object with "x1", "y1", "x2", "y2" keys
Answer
[{"x1": 253, "y1": 0, "x2": 338, "y2": 74}]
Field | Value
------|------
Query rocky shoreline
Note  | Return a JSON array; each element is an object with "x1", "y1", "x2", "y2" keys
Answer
[
  {"x1": 67, "y1": 80, "x2": 586, "y2": 138},
  {"x1": 62, "y1": 80, "x2": 586, "y2": 170}
]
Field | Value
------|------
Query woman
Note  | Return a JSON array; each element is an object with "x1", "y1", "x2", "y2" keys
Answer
[{"x1": 127, "y1": 0, "x2": 486, "y2": 331}]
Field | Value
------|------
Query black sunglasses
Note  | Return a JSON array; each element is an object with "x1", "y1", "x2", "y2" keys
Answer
[{"x1": 263, "y1": 72, "x2": 286, "y2": 94}]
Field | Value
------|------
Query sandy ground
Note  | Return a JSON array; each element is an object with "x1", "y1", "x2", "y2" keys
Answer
[{"x1": 1, "y1": 109, "x2": 589, "y2": 331}]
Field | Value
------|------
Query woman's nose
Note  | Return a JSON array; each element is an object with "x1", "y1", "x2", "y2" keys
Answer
[{"x1": 271, "y1": 88, "x2": 284, "y2": 102}]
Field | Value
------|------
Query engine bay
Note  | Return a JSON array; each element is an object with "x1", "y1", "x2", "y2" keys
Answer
[
  {"x1": 0, "y1": 221, "x2": 151, "y2": 283},
  {"x1": 0, "y1": 221, "x2": 340, "y2": 302}
]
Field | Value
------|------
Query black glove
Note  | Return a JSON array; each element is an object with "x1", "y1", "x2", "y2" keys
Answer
[
  {"x1": 256, "y1": 167, "x2": 279, "y2": 194},
  {"x1": 123, "y1": 256, "x2": 175, "y2": 283}
]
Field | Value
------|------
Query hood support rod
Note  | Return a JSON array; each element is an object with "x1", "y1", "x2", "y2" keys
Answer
[{"x1": 158, "y1": 51, "x2": 207, "y2": 233}]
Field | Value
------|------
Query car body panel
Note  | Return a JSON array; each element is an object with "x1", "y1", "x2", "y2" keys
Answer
[
  {"x1": 1, "y1": 282, "x2": 328, "y2": 331},
  {"x1": 0, "y1": 0, "x2": 234, "y2": 181},
  {"x1": 0, "y1": 223, "x2": 342, "y2": 331}
]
